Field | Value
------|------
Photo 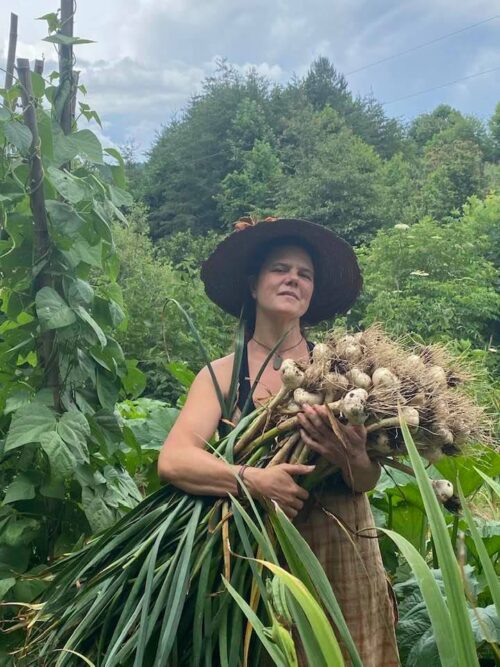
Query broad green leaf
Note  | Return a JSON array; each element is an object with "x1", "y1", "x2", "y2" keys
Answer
[
  {"x1": 122, "y1": 360, "x2": 147, "y2": 399},
  {"x1": 400, "y1": 413, "x2": 479, "y2": 667},
  {"x1": 46, "y1": 166, "x2": 86, "y2": 203},
  {"x1": 70, "y1": 129, "x2": 103, "y2": 164},
  {"x1": 30, "y1": 71, "x2": 45, "y2": 98},
  {"x1": 457, "y1": 481, "x2": 500, "y2": 616},
  {"x1": 108, "y1": 184, "x2": 133, "y2": 208},
  {"x1": 56, "y1": 410, "x2": 90, "y2": 464},
  {"x1": 46, "y1": 199, "x2": 87, "y2": 249},
  {"x1": 52, "y1": 128, "x2": 103, "y2": 166},
  {"x1": 3, "y1": 474, "x2": 36, "y2": 504},
  {"x1": 36, "y1": 286, "x2": 76, "y2": 330},
  {"x1": 67, "y1": 278, "x2": 94, "y2": 307},
  {"x1": 37, "y1": 12, "x2": 59, "y2": 32},
  {"x1": 4, "y1": 404, "x2": 57, "y2": 451},
  {"x1": 43, "y1": 34, "x2": 95, "y2": 46},
  {"x1": 40, "y1": 431, "x2": 76, "y2": 479},
  {"x1": 0, "y1": 578, "x2": 16, "y2": 601},
  {"x1": 0, "y1": 108, "x2": 11, "y2": 121},
  {"x1": 4, "y1": 120, "x2": 32, "y2": 154},
  {"x1": 2, "y1": 517, "x2": 40, "y2": 547},
  {"x1": 62, "y1": 238, "x2": 103, "y2": 269},
  {"x1": 75, "y1": 305, "x2": 107, "y2": 347},
  {"x1": 37, "y1": 108, "x2": 54, "y2": 163},
  {"x1": 97, "y1": 369, "x2": 120, "y2": 410},
  {"x1": 81, "y1": 487, "x2": 116, "y2": 533},
  {"x1": 165, "y1": 361, "x2": 196, "y2": 389}
]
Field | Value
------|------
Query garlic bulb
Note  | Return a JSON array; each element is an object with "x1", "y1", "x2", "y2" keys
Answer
[
  {"x1": 293, "y1": 388, "x2": 324, "y2": 406},
  {"x1": 346, "y1": 368, "x2": 372, "y2": 390},
  {"x1": 372, "y1": 367, "x2": 400, "y2": 388},
  {"x1": 280, "y1": 359, "x2": 305, "y2": 390},
  {"x1": 427, "y1": 365, "x2": 447, "y2": 386},
  {"x1": 341, "y1": 388, "x2": 369, "y2": 425},
  {"x1": 431, "y1": 479, "x2": 454, "y2": 503}
]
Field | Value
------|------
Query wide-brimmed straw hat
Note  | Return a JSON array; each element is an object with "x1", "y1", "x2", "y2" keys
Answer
[{"x1": 200, "y1": 217, "x2": 362, "y2": 325}]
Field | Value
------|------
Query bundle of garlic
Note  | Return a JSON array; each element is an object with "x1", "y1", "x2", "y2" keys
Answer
[{"x1": 234, "y1": 325, "x2": 492, "y2": 470}]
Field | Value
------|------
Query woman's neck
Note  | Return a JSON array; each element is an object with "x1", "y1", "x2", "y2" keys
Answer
[{"x1": 251, "y1": 311, "x2": 302, "y2": 351}]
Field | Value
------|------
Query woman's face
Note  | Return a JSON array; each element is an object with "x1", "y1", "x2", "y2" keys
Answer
[{"x1": 251, "y1": 245, "x2": 315, "y2": 320}]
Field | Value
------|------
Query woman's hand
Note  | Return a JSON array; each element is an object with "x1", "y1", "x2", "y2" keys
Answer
[
  {"x1": 244, "y1": 464, "x2": 314, "y2": 520},
  {"x1": 297, "y1": 404, "x2": 380, "y2": 492}
]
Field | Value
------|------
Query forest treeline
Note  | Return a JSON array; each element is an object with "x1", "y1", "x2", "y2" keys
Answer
[{"x1": 115, "y1": 57, "x2": 499, "y2": 401}]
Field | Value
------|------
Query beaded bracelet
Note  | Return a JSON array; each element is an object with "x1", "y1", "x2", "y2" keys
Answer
[{"x1": 237, "y1": 464, "x2": 249, "y2": 498}]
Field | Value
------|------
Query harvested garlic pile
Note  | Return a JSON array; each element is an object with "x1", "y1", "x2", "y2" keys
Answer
[{"x1": 269, "y1": 325, "x2": 490, "y2": 464}]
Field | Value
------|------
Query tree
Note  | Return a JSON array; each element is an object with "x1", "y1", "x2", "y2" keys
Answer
[
  {"x1": 409, "y1": 104, "x2": 488, "y2": 154},
  {"x1": 278, "y1": 107, "x2": 387, "y2": 244},
  {"x1": 488, "y1": 101, "x2": 500, "y2": 162},
  {"x1": 420, "y1": 138, "x2": 485, "y2": 220},
  {"x1": 216, "y1": 140, "x2": 284, "y2": 224},
  {"x1": 353, "y1": 202, "x2": 500, "y2": 346},
  {"x1": 142, "y1": 62, "x2": 274, "y2": 239}
]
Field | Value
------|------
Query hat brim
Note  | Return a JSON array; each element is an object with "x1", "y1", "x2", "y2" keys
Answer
[{"x1": 200, "y1": 218, "x2": 362, "y2": 325}]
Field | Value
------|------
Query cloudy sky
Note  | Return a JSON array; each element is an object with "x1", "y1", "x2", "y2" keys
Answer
[{"x1": 1, "y1": 1, "x2": 499, "y2": 158}]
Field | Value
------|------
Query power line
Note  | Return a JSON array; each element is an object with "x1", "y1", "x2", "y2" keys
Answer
[
  {"x1": 381, "y1": 65, "x2": 500, "y2": 106},
  {"x1": 346, "y1": 14, "x2": 500, "y2": 76}
]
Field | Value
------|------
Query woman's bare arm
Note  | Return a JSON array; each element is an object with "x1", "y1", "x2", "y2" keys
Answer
[
  {"x1": 158, "y1": 364, "x2": 243, "y2": 496},
  {"x1": 157, "y1": 361, "x2": 315, "y2": 518}
]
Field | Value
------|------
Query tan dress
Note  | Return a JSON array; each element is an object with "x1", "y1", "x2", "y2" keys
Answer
[{"x1": 292, "y1": 479, "x2": 400, "y2": 667}]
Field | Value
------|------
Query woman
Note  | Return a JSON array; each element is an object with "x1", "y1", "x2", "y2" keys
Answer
[{"x1": 158, "y1": 217, "x2": 399, "y2": 666}]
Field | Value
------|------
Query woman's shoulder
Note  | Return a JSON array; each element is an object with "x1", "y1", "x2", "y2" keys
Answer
[{"x1": 197, "y1": 353, "x2": 235, "y2": 395}]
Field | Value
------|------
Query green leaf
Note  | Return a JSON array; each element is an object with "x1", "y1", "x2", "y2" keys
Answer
[
  {"x1": 43, "y1": 34, "x2": 95, "y2": 46},
  {"x1": 62, "y1": 238, "x2": 103, "y2": 269},
  {"x1": 3, "y1": 474, "x2": 36, "y2": 504},
  {"x1": 2, "y1": 517, "x2": 40, "y2": 547},
  {"x1": 36, "y1": 286, "x2": 76, "y2": 330},
  {"x1": 4, "y1": 120, "x2": 32, "y2": 155},
  {"x1": 474, "y1": 468, "x2": 500, "y2": 497},
  {"x1": 46, "y1": 166, "x2": 86, "y2": 203},
  {"x1": 122, "y1": 360, "x2": 147, "y2": 399},
  {"x1": 67, "y1": 278, "x2": 94, "y2": 307},
  {"x1": 81, "y1": 486, "x2": 116, "y2": 533},
  {"x1": 400, "y1": 412, "x2": 480, "y2": 667},
  {"x1": 4, "y1": 404, "x2": 57, "y2": 451},
  {"x1": 0, "y1": 578, "x2": 16, "y2": 601},
  {"x1": 56, "y1": 409, "x2": 90, "y2": 464},
  {"x1": 165, "y1": 361, "x2": 196, "y2": 389},
  {"x1": 40, "y1": 431, "x2": 77, "y2": 479},
  {"x1": 381, "y1": 529, "x2": 455, "y2": 666},
  {"x1": 97, "y1": 369, "x2": 120, "y2": 410},
  {"x1": 108, "y1": 184, "x2": 133, "y2": 207},
  {"x1": 30, "y1": 71, "x2": 45, "y2": 98},
  {"x1": 75, "y1": 305, "x2": 107, "y2": 348},
  {"x1": 46, "y1": 199, "x2": 87, "y2": 249},
  {"x1": 36, "y1": 12, "x2": 60, "y2": 32},
  {"x1": 70, "y1": 129, "x2": 103, "y2": 164},
  {"x1": 52, "y1": 128, "x2": 103, "y2": 166},
  {"x1": 457, "y1": 482, "x2": 500, "y2": 617},
  {"x1": 0, "y1": 108, "x2": 11, "y2": 121}
]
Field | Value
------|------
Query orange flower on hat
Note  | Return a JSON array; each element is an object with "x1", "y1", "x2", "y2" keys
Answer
[{"x1": 233, "y1": 215, "x2": 278, "y2": 231}]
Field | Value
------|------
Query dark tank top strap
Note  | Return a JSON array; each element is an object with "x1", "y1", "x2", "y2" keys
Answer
[
  {"x1": 236, "y1": 343, "x2": 252, "y2": 414},
  {"x1": 236, "y1": 340, "x2": 316, "y2": 415}
]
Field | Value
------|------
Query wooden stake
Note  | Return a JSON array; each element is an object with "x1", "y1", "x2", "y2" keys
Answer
[
  {"x1": 16, "y1": 58, "x2": 61, "y2": 411},
  {"x1": 4, "y1": 13, "x2": 18, "y2": 108},
  {"x1": 34, "y1": 59, "x2": 45, "y2": 75},
  {"x1": 58, "y1": 0, "x2": 75, "y2": 135}
]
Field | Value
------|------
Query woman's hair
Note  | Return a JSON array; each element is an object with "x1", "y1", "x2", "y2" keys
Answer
[{"x1": 242, "y1": 236, "x2": 319, "y2": 338}]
